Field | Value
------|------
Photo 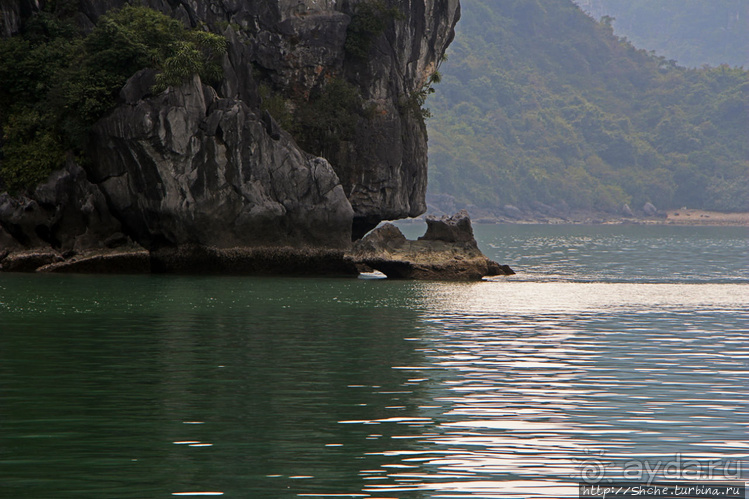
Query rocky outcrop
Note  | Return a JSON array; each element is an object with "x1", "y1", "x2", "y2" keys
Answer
[
  {"x1": 89, "y1": 70, "x2": 353, "y2": 250},
  {"x1": 643, "y1": 202, "x2": 658, "y2": 217},
  {"x1": 0, "y1": 0, "x2": 37, "y2": 37},
  {"x1": 0, "y1": 250, "x2": 63, "y2": 272},
  {"x1": 36, "y1": 248, "x2": 151, "y2": 273},
  {"x1": 347, "y1": 210, "x2": 514, "y2": 280},
  {"x1": 0, "y1": 160, "x2": 132, "y2": 252},
  {"x1": 0, "y1": 157, "x2": 153, "y2": 273},
  {"x1": 337, "y1": 0, "x2": 461, "y2": 236},
  {"x1": 0, "y1": 0, "x2": 461, "y2": 272}
]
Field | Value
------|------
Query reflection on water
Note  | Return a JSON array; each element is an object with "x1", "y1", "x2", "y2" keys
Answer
[
  {"x1": 1, "y1": 226, "x2": 748, "y2": 498},
  {"x1": 359, "y1": 282, "x2": 749, "y2": 497}
]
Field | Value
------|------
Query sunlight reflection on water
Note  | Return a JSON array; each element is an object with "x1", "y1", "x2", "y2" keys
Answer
[
  {"x1": 421, "y1": 281, "x2": 749, "y2": 314},
  {"x1": 342, "y1": 280, "x2": 749, "y2": 498}
]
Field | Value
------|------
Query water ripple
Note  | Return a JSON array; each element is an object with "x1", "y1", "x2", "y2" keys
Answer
[{"x1": 347, "y1": 281, "x2": 749, "y2": 497}]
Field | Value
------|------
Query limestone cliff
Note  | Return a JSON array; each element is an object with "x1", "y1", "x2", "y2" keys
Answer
[
  {"x1": 89, "y1": 70, "x2": 352, "y2": 250},
  {"x1": 0, "y1": 0, "x2": 460, "y2": 272}
]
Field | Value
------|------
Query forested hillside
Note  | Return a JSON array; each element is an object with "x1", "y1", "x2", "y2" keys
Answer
[
  {"x1": 573, "y1": 0, "x2": 748, "y2": 68},
  {"x1": 427, "y1": 0, "x2": 749, "y2": 216}
]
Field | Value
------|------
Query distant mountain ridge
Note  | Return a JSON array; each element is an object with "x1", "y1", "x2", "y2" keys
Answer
[
  {"x1": 572, "y1": 0, "x2": 748, "y2": 68},
  {"x1": 426, "y1": 0, "x2": 749, "y2": 217}
]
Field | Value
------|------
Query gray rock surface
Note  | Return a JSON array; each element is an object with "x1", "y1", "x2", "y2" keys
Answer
[
  {"x1": 0, "y1": 160, "x2": 129, "y2": 251},
  {"x1": 89, "y1": 71, "x2": 353, "y2": 250},
  {"x1": 420, "y1": 209, "x2": 476, "y2": 243},
  {"x1": 338, "y1": 0, "x2": 461, "y2": 234},
  {"x1": 503, "y1": 204, "x2": 523, "y2": 219},
  {"x1": 0, "y1": 0, "x2": 36, "y2": 37},
  {"x1": 347, "y1": 211, "x2": 514, "y2": 280}
]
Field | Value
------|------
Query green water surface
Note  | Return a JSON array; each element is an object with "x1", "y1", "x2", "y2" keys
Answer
[{"x1": 2, "y1": 225, "x2": 747, "y2": 498}]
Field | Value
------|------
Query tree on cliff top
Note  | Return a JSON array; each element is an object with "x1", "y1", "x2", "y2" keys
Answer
[{"x1": 0, "y1": 5, "x2": 226, "y2": 193}]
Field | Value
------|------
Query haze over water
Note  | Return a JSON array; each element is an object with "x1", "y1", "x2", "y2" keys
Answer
[{"x1": 1, "y1": 224, "x2": 747, "y2": 498}]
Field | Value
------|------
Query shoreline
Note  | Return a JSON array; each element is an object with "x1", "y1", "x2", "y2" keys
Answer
[{"x1": 659, "y1": 209, "x2": 749, "y2": 226}]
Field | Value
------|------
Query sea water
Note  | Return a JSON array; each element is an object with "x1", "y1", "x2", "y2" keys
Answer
[{"x1": 1, "y1": 224, "x2": 747, "y2": 498}]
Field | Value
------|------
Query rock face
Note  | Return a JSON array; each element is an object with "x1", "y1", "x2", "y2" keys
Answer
[
  {"x1": 89, "y1": 70, "x2": 353, "y2": 250},
  {"x1": 0, "y1": 0, "x2": 461, "y2": 272},
  {"x1": 0, "y1": 0, "x2": 37, "y2": 37},
  {"x1": 0, "y1": 158, "x2": 150, "y2": 273},
  {"x1": 0, "y1": 160, "x2": 130, "y2": 252},
  {"x1": 348, "y1": 210, "x2": 514, "y2": 280}
]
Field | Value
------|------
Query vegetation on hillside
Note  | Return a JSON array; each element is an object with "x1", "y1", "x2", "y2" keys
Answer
[
  {"x1": 573, "y1": 0, "x2": 748, "y2": 68},
  {"x1": 0, "y1": 5, "x2": 226, "y2": 193},
  {"x1": 427, "y1": 0, "x2": 749, "y2": 213}
]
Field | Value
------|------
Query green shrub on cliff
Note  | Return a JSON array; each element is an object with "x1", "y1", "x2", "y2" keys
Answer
[
  {"x1": 0, "y1": 5, "x2": 226, "y2": 193},
  {"x1": 258, "y1": 84, "x2": 295, "y2": 131},
  {"x1": 85, "y1": 7, "x2": 226, "y2": 93},
  {"x1": 257, "y1": 71, "x2": 367, "y2": 166},
  {"x1": 401, "y1": 69, "x2": 443, "y2": 121},
  {"x1": 292, "y1": 78, "x2": 364, "y2": 159},
  {"x1": 0, "y1": 111, "x2": 67, "y2": 190},
  {"x1": 345, "y1": 1, "x2": 404, "y2": 60}
]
